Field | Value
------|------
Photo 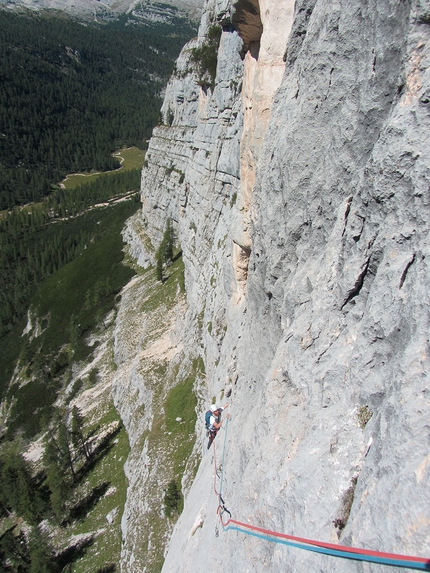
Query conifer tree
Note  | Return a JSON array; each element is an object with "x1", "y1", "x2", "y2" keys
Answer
[
  {"x1": 0, "y1": 526, "x2": 31, "y2": 572},
  {"x1": 156, "y1": 250, "x2": 164, "y2": 282},
  {"x1": 0, "y1": 450, "x2": 41, "y2": 524},
  {"x1": 57, "y1": 423, "x2": 76, "y2": 482},
  {"x1": 68, "y1": 314, "x2": 79, "y2": 352},
  {"x1": 163, "y1": 217, "x2": 174, "y2": 263},
  {"x1": 155, "y1": 217, "x2": 175, "y2": 282},
  {"x1": 43, "y1": 436, "x2": 69, "y2": 523},
  {"x1": 71, "y1": 406, "x2": 90, "y2": 461},
  {"x1": 28, "y1": 526, "x2": 56, "y2": 573}
]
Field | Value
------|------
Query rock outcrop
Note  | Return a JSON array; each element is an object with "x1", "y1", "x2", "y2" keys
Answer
[{"x1": 118, "y1": 0, "x2": 430, "y2": 571}]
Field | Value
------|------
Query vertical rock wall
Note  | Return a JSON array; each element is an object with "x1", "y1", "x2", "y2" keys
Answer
[
  {"x1": 122, "y1": 0, "x2": 430, "y2": 571},
  {"x1": 233, "y1": 0, "x2": 295, "y2": 299}
]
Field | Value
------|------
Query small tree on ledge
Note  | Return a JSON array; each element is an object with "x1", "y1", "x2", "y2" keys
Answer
[
  {"x1": 190, "y1": 24, "x2": 222, "y2": 89},
  {"x1": 164, "y1": 479, "x2": 182, "y2": 517},
  {"x1": 156, "y1": 218, "x2": 175, "y2": 282}
]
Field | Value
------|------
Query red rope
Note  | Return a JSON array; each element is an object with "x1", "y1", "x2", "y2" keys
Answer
[
  {"x1": 212, "y1": 441, "x2": 220, "y2": 496},
  {"x1": 212, "y1": 417, "x2": 429, "y2": 569},
  {"x1": 219, "y1": 515, "x2": 430, "y2": 565}
]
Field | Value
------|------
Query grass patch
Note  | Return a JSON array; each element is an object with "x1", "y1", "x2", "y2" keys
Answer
[
  {"x1": 140, "y1": 252, "x2": 185, "y2": 315},
  {"x1": 114, "y1": 147, "x2": 146, "y2": 171},
  {"x1": 165, "y1": 376, "x2": 197, "y2": 475},
  {"x1": 61, "y1": 171, "x2": 103, "y2": 190}
]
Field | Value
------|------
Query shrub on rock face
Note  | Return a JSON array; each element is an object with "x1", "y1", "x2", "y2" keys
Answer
[
  {"x1": 156, "y1": 218, "x2": 175, "y2": 282},
  {"x1": 156, "y1": 251, "x2": 164, "y2": 282},
  {"x1": 190, "y1": 24, "x2": 222, "y2": 89},
  {"x1": 357, "y1": 405, "x2": 373, "y2": 429},
  {"x1": 166, "y1": 107, "x2": 175, "y2": 126},
  {"x1": 164, "y1": 480, "x2": 182, "y2": 517}
]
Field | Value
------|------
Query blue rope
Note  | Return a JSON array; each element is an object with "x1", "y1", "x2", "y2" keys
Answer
[
  {"x1": 216, "y1": 418, "x2": 429, "y2": 571},
  {"x1": 222, "y1": 524, "x2": 430, "y2": 570},
  {"x1": 218, "y1": 416, "x2": 229, "y2": 501}
]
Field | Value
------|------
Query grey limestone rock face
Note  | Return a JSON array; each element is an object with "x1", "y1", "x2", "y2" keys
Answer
[{"x1": 121, "y1": 0, "x2": 430, "y2": 571}]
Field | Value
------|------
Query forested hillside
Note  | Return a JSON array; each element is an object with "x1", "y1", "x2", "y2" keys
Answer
[
  {"x1": 0, "y1": 6, "x2": 196, "y2": 571},
  {"x1": 0, "y1": 9, "x2": 196, "y2": 209},
  {"x1": 0, "y1": 168, "x2": 141, "y2": 340}
]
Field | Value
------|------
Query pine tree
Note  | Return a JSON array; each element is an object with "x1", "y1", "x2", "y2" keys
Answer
[
  {"x1": 164, "y1": 480, "x2": 182, "y2": 517},
  {"x1": 156, "y1": 250, "x2": 164, "y2": 282},
  {"x1": 57, "y1": 423, "x2": 76, "y2": 482},
  {"x1": 28, "y1": 526, "x2": 56, "y2": 573},
  {"x1": 71, "y1": 406, "x2": 90, "y2": 461},
  {"x1": 163, "y1": 217, "x2": 174, "y2": 263},
  {"x1": 68, "y1": 314, "x2": 79, "y2": 349},
  {"x1": 155, "y1": 218, "x2": 175, "y2": 282},
  {"x1": 0, "y1": 526, "x2": 31, "y2": 572},
  {"x1": 0, "y1": 450, "x2": 41, "y2": 524},
  {"x1": 43, "y1": 436, "x2": 69, "y2": 523}
]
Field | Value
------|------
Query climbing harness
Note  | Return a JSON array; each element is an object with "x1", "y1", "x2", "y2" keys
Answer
[
  {"x1": 212, "y1": 416, "x2": 430, "y2": 571},
  {"x1": 207, "y1": 426, "x2": 219, "y2": 449}
]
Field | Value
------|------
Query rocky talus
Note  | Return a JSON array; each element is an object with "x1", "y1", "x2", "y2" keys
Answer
[{"x1": 117, "y1": 0, "x2": 430, "y2": 571}]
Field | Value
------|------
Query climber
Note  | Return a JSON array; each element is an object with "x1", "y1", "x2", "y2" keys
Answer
[{"x1": 205, "y1": 402, "x2": 228, "y2": 449}]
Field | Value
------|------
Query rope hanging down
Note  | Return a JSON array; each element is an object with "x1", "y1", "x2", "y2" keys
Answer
[{"x1": 214, "y1": 418, "x2": 430, "y2": 571}]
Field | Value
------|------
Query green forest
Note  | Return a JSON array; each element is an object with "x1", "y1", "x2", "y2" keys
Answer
[
  {"x1": 0, "y1": 177, "x2": 140, "y2": 572},
  {"x1": 0, "y1": 9, "x2": 195, "y2": 209},
  {"x1": 0, "y1": 408, "x2": 126, "y2": 572},
  {"x1": 0, "y1": 168, "x2": 141, "y2": 341},
  {"x1": 0, "y1": 8, "x2": 195, "y2": 570}
]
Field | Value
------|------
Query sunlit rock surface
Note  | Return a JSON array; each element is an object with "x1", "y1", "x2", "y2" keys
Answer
[{"x1": 119, "y1": 0, "x2": 430, "y2": 571}]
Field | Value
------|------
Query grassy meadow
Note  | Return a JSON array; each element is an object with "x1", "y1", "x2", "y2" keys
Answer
[{"x1": 61, "y1": 147, "x2": 145, "y2": 190}]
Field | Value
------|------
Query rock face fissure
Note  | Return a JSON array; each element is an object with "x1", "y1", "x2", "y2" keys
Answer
[
  {"x1": 118, "y1": 0, "x2": 430, "y2": 571},
  {"x1": 233, "y1": 0, "x2": 295, "y2": 300}
]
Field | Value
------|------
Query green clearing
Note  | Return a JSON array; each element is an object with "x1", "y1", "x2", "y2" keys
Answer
[
  {"x1": 113, "y1": 146, "x2": 146, "y2": 171},
  {"x1": 61, "y1": 147, "x2": 145, "y2": 190}
]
